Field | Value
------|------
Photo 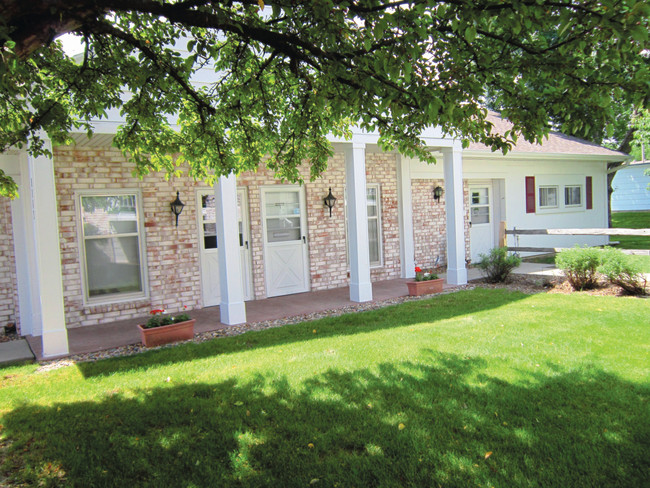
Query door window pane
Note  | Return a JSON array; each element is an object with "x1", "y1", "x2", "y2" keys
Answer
[
  {"x1": 202, "y1": 194, "x2": 217, "y2": 249},
  {"x1": 471, "y1": 206, "x2": 490, "y2": 224},
  {"x1": 265, "y1": 191, "x2": 302, "y2": 242},
  {"x1": 471, "y1": 188, "x2": 489, "y2": 205}
]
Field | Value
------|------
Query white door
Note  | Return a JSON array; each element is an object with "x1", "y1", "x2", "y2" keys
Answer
[
  {"x1": 469, "y1": 184, "x2": 494, "y2": 262},
  {"x1": 198, "y1": 189, "x2": 253, "y2": 307},
  {"x1": 262, "y1": 186, "x2": 310, "y2": 297}
]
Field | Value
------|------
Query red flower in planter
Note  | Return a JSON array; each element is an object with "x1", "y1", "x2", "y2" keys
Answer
[
  {"x1": 149, "y1": 309, "x2": 165, "y2": 315},
  {"x1": 415, "y1": 267, "x2": 422, "y2": 273}
]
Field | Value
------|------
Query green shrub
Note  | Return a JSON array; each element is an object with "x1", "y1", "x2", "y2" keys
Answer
[
  {"x1": 477, "y1": 247, "x2": 522, "y2": 283},
  {"x1": 555, "y1": 246, "x2": 602, "y2": 290},
  {"x1": 598, "y1": 248, "x2": 648, "y2": 296}
]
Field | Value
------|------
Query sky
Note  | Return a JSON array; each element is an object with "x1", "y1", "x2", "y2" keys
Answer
[{"x1": 59, "y1": 33, "x2": 84, "y2": 56}]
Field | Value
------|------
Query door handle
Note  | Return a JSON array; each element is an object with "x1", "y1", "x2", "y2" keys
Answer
[
  {"x1": 302, "y1": 236, "x2": 306, "y2": 244},
  {"x1": 245, "y1": 240, "x2": 249, "y2": 249}
]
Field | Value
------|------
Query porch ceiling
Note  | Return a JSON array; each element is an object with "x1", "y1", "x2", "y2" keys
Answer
[{"x1": 69, "y1": 133, "x2": 115, "y2": 148}]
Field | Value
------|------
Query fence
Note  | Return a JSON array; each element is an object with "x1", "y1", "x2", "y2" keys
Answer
[{"x1": 499, "y1": 222, "x2": 650, "y2": 255}]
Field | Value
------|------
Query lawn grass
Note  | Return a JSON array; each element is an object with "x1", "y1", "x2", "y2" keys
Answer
[
  {"x1": 1, "y1": 289, "x2": 648, "y2": 487},
  {"x1": 611, "y1": 211, "x2": 650, "y2": 249}
]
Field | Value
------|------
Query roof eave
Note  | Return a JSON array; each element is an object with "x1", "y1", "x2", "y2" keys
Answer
[{"x1": 463, "y1": 150, "x2": 630, "y2": 164}]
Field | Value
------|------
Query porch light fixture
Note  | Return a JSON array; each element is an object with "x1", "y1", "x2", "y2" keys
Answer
[
  {"x1": 323, "y1": 188, "x2": 337, "y2": 217},
  {"x1": 170, "y1": 191, "x2": 185, "y2": 227},
  {"x1": 433, "y1": 186, "x2": 444, "y2": 203}
]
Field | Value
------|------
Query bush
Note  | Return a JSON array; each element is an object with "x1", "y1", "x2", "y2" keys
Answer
[
  {"x1": 477, "y1": 247, "x2": 522, "y2": 283},
  {"x1": 598, "y1": 248, "x2": 647, "y2": 296},
  {"x1": 555, "y1": 246, "x2": 602, "y2": 290}
]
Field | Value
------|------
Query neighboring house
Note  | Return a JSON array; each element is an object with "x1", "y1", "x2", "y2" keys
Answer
[
  {"x1": 0, "y1": 112, "x2": 627, "y2": 357},
  {"x1": 611, "y1": 161, "x2": 650, "y2": 212}
]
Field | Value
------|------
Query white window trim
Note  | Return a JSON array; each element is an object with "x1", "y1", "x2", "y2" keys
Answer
[
  {"x1": 538, "y1": 185, "x2": 559, "y2": 209},
  {"x1": 76, "y1": 189, "x2": 149, "y2": 306},
  {"x1": 564, "y1": 185, "x2": 583, "y2": 207},
  {"x1": 366, "y1": 183, "x2": 384, "y2": 268},
  {"x1": 344, "y1": 183, "x2": 384, "y2": 268}
]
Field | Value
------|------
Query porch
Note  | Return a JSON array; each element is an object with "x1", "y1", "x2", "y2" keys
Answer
[
  {"x1": 22, "y1": 262, "x2": 562, "y2": 361},
  {"x1": 24, "y1": 277, "x2": 411, "y2": 360}
]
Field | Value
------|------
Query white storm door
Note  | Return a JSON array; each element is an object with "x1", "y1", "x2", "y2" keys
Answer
[
  {"x1": 262, "y1": 186, "x2": 310, "y2": 297},
  {"x1": 198, "y1": 189, "x2": 253, "y2": 307},
  {"x1": 469, "y1": 185, "x2": 494, "y2": 262}
]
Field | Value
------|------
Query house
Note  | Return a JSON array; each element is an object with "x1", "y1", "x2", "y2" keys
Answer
[
  {"x1": 611, "y1": 161, "x2": 650, "y2": 212},
  {"x1": 0, "y1": 113, "x2": 628, "y2": 358}
]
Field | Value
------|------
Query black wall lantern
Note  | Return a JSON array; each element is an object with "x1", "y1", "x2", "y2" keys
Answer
[
  {"x1": 170, "y1": 191, "x2": 185, "y2": 227},
  {"x1": 323, "y1": 187, "x2": 337, "y2": 217},
  {"x1": 433, "y1": 186, "x2": 444, "y2": 203}
]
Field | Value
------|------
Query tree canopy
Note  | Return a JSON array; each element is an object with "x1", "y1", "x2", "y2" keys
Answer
[{"x1": 0, "y1": 0, "x2": 648, "y2": 197}]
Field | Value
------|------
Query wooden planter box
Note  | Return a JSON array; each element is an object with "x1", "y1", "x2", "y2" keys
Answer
[
  {"x1": 406, "y1": 278, "x2": 444, "y2": 296},
  {"x1": 138, "y1": 319, "x2": 196, "y2": 347}
]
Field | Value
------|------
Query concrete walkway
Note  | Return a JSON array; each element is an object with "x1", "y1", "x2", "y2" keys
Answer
[
  {"x1": 0, "y1": 339, "x2": 35, "y2": 366},
  {"x1": 8, "y1": 263, "x2": 560, "y2": 363}
]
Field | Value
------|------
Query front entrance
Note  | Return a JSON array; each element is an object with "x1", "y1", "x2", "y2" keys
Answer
[
  {"x1": 198, "y1": 188, "x2": 253, "y2": 307},
  {"x1": 469, "y1": 183, "x2": 494, "y2": 262},
  {"x1": 261, "y1": 186, "x2": 310, "y2": 297}
]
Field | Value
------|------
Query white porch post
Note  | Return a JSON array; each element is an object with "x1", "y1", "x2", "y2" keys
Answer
[
  {"x1": 442, "y1": 147, "x2": 468, "y2": 285},
  {"x1": 214, "y1": 174, "x2": 247, "y2": 324},
  {"x1": 26, "y1": 140, "x2": 70, "y2": 357},
  {"x1": 345, "y1": 142, "x2": 372, "y2": 302},
  {"x1": 396, "y1": 154, "x2": 415, "y2": 279},
  {"x1": 10, "y1": 162, "x2": 35, "y2": 337}
]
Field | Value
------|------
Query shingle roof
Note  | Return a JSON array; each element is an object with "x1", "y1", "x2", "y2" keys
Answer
[{"x1": 466, "y1": 112, "x2": 628, "y2": 159}]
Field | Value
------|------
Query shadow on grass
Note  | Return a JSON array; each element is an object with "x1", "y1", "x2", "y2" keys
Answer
[
  {"x1": 77, "y1": 288, "x2": 529, "y2": 378},
  {"x1": 3, "y1": 352, "x2": 648, "y2": 487}
]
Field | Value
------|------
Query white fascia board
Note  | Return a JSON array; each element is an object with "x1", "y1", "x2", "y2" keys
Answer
[
  {"x1": 328, "y1": 126, "x2": 459, "y2": 148},
  {"x1": 463, "y1": 150, "x2": 630, "y2": 164}
]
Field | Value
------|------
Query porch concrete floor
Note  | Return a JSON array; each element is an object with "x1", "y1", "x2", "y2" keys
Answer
[{"x1": 24, "y1": 263, "x2": 559, "y2": 361}]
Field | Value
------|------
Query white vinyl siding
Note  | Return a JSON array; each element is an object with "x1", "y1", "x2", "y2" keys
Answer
[{"x1": 78, "y1": 191, "x2": 147, "y2": 303}]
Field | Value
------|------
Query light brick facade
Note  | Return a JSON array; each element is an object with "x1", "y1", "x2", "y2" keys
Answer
[
  {"x1": 0, "y1": 197, "x2": 18, "y2": 329},
  {"x1": 412, "y1": 179, "x2": 472, "y2": 270},
  {"x1": 1, "y1": 145, "x2": 470, "y2": 332}
]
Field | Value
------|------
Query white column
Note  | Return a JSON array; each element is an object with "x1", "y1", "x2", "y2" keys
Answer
[
  {"x1": 27, "y1": 140, "x2": 70, "y2": 357},
  {"x1": 10, "y1": 161, "x2": 35, "y2": 337},
  {"x1": 214, "y1": 174, "x2": 246, "y2": 324},
  {"x1": 442, "y1": 147, "x2": 468, "y2": 285},
  {"x1": 345, "y1": 142, "x2": 372, "y2": 302},
  {"x1": 396, "y1": 154, "x2": 415, "y2": 278}
]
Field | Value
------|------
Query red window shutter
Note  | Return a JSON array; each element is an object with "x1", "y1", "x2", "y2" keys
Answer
[
  {"x1": 586, "y1": 176, "x2": 593, "y2": 210},
  {"x1": 525, "y1": 176, "x2": 536, "y2": 213}
]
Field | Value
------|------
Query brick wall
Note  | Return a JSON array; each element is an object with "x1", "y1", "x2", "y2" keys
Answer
[
  {"x1": 412, "y1": 178, "x2": 471, "y2": 270},
  {"x1": 412, "y1": 179, "x2": 447, "y2": 269},
  {"x1": 0, "y1": 197, "x2": 18, "y2": 330},
  {"x1": 367, "y1": 153, "x2": 401, "y2": 281},
  {"x1": 1, "y1": 146, "x2": 471, "y2": 331},
  {"x1": 50, "y1": 146, "x2": 402, "y2": 328},
  {"x1": 53, "y1": 146, "x2": 204, "y2": 328}
]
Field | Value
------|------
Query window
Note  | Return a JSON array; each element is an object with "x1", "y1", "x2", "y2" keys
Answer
[
  {"x1": 470, "y1": 187, "x2": 490, "y2": 224},
  {"x1": 345, "y1": 184, "x2": 383, "y2": 267},
  {"x1": 564, "y1": 185, "x2": 582, "y2": 206},
  {"x1": 538, "y1": 186, "x2": 558, "y2": 208},
  {"x1": 366, "y1": 185, "x2": 382, "y2": 266},
  {"x1": 79, "y1": 192, "x2": 147, "y2": 302}
]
